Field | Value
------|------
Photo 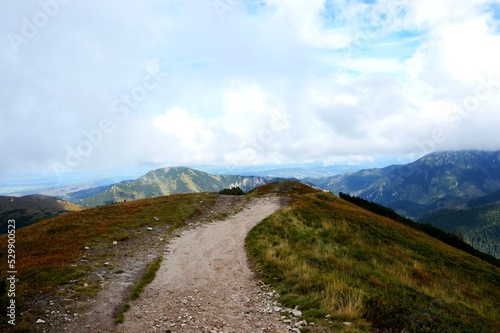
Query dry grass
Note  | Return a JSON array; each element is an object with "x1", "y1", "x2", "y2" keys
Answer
[
  {"x1": 246, "y1": 190, "x2": 500, "y2": 332},
  {"x1": 0, "y1": 192, "x2": 218, "y2": 331}
]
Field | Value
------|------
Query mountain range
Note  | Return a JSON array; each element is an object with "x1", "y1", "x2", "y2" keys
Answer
[
  {"x1": 307, "y1": 150, "x2": 500, "y2": 217},
  {"x1": 1, "y1": 181, "x2": 498, "y2": 332},
  {"x1": 2, "y1": 150, "x2": 499, "y2": 258},
  {"x1": 305, "y1": 150, "x2": 500, "y2": 258},
  {"x1": 77, "y1": 166, "x2": 278, "y2": 207}
]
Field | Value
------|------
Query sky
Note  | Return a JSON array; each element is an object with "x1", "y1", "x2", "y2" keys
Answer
[{"x1": 1, "y1": 0, "x2": 500, "y2": 183}]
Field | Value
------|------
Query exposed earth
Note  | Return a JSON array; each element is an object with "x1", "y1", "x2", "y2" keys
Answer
[{"x1": 35, "y1": 196, "x2": 317, "y2": 333}]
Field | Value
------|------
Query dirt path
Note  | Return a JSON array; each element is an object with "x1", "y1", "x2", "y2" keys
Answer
[{"x1": 116, "y1": 197, "x2": 294, "y2": 333}]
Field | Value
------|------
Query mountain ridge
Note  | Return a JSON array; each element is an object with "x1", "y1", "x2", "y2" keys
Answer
[
  {"x1": 308, "y1": 150, "x2": 500, "y2": 217},
  {"x1": 0, "y1": 194, "x2": 82, "y2": 233},
  {"x1": 1, "y1": 181, "x2": 498, "y2": 332},
  {"x1": 78, "y1": 166, "x2": 279, "y2": 207}
]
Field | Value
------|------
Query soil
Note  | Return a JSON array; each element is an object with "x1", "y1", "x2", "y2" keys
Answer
[
  {"x1": 34, "y1": 196, "x2": 314, "y2": 333},
  {"x1": 117, "y1": 197, "x2": 290, "y2": 333}
]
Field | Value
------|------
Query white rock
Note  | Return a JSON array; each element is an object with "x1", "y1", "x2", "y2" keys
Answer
[
  {"x1": 36, "y1": 319, "x2": 46, "y2": 324},
  {"x1": 291, "y1": 329, "x2": 301, "y2": 333},
  {"x1": 343, "y1": 322, "x2": 353, "y2": 326},
  {"x1": 154, "y1": 217, "x2": 160, "y2": 221},
  {"x1": 112, "y1": 241, "x2": 117, "y2": 245},
  {"x1": 291, "y1": 309, "x2": 302, "y2": 317},
  {"x1": 273, "y1": 306, "x2": 282, "y2": 312},
  {"x1": 84, "y1": 247, "x2": 90, "y2": 250},
  {"x1": 147, "y1": 227, "x2": 153, "y2": 231}
]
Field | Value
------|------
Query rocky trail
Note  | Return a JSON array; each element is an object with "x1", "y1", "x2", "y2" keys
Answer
[
  {"x1": 43, "y1": 196, "x2": 317, "y2": 333},
  {"x1": 117, "y1": 197, "x2": 295, "y2": 333}
]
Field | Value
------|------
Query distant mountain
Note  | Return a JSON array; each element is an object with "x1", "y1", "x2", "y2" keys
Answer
[
  {"x1": 419, "y1": 202, "x2": 500, "y2": 259},
  {"x1": 0, "y1": 194, "x2": 82, "y2": 233},
  {"x1": 196, "y1": 164, "x2": 363, "y2": 179},
  {"x1": 78, "y1": 166, "x2": 278, "y2": 207},
  {"x1": 236, "y1": 165, "x2": 363, "y2": 179},
  {"x1": 62, "y1": 184, "x2": 114, "y2": 202},
  {"x1": 59, "y1": 179, "x2": 137, "y2": 203},
  {"x1": 304, "y1": 165, "x2": 400, "y2": 193},
  {"x1": 466, "y1": 189, "x2": 500, "y2": 208},
  {"x1": 308, "y1": 150, "x2": 500, "y2": 217}
]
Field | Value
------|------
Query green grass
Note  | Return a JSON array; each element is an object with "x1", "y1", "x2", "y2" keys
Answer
[
  {"x1": 0, "y1": 192, "x2": 217, "y2": 331},
  {"x1": 116, "y1": 304, "x2": 130, "y2": 324},
  {"x1": 115, "y1": 257, "x2": 162, "y2": 324},
  {"x1": 129, "y1": 258, "x2": 162, "y2": 301},
  {"x1": 246, "y1": 190, "x2": 500, "y2": 332}
]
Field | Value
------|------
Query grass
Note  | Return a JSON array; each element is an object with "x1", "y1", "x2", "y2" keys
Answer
[
  {"x1": 0, "y1": 192, "x2": 217, "y2": 331},
  {"x1": 2, "y1": 180, "x2": 499, "y2": 332},
  {"x1": 246, "y1": 189, "x2": 500, "y2": 332},
  {"x1": 115, "y1": 257, "x2": 163, "y2": 324},
  {"x1": 129, "y1": 258, "x2": 162, "y2": 301}
]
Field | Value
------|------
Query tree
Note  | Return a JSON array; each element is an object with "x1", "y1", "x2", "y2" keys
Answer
[{"x1": 218, "y1": 187, "x2": 244, "y2": 195}]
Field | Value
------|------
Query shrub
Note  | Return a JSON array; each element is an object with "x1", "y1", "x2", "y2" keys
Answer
[{"x1": 218, "y1": 187, "x2": 244, "y2": 195}]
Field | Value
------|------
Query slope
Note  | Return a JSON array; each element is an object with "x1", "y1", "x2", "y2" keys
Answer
[
  {"x1": 246, "y1": 183, "x2": 500, "y2": 332},
  {"x1": 78, "y1": 166, "x2": 276, "y2": 207},
  {"x1": 466, "y1": 189, "x2": 500, "y2": 208},
  {"x1": 0, "y1": 194, "x2": 82, "y2": 233},
  {"x1": 419, "y1": 203, "x2": 500, "y2": 259},
  {"x1": 2, "y1": 181, "x2": 499, "y2": 332},
  {"x1": 0, "y1": 191, "x2": 240, "y2": 332},
  {"x1": 308, "y1": 150, "x2": 500, "y2": 217}
]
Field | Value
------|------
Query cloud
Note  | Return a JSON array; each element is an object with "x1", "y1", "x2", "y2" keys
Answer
[{"x1": 0, "y1": 0, "x2": 500, "y2": 180}]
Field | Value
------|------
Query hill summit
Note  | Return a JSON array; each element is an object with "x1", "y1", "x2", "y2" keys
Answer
[{"x1": 78, "y1": 166, "x2": 276, "y2": 207}]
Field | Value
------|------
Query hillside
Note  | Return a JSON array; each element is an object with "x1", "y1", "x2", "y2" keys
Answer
[
  {"x1": 419, "y1": 203, "x2": 500, "y2": 258},
  {"x1": 62, "y1": 184, "x2": 115, "y2": 202},
  {"x1": 0, "y1": 194, "x2": 82, "y2": 233},
  {"x1": 0, "y1": 191, "x2": 246, "y2": 332},
  {"x1": 308, "y1": 150, "x2": 500, "y2": 217},
  {"x1": 247, "y1": 183, "x2": 500, "y2": 332},
  {"x1": 466, "y1": 189, "x2": 500, "y2": 208},
  {"x1": 1, "y1": 181, "x2": 499, "y2": 332},
  {"x1": 78, "y1": 166, "x2": 277, "y2": 207},
  {"x1": 305, "y1": 165, "x2": 399, "y2": 194}
]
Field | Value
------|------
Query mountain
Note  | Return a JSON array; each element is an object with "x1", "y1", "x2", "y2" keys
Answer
[
  {"x1": 308, "y1": 150, "x2": 500, "y2": 217},
  {"x1": 235, "y1": 165, "x2": 363, "y2": 178},
  {"x1": 0, "y1": 194, "x2": 82, "y2": 233},
  {"x1": 419, "y1": 201, "x2": 500, "y2": 259},
  {"x1": 62, "y1": 184, "x2": 115, "y2": 202},
  {"x1": 247, "y1": 182, "x2": 500, "y2": 332},
  {"x1": 78, "y1": 166, "x2": 278, "y2": 207},
  {"x1": 305, "y1": 165, "x2": 400, "y2": 193},
  {"x1": 196, "y1": 164, "x2": 363, "y2": 179},
  {"x1": 1, "y1": 181, "x2": 499, "y2": 332},
  {"x1": 466, "y1": 189, "x2": 500, "y2": 208}
]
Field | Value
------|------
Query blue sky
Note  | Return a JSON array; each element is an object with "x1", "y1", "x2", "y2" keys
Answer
[{"x1": 1, "y1": 0, "x2": 500, "y2": 182}]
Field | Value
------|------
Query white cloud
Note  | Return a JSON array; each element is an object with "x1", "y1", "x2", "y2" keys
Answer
[{"x1": 1, "y1": 0, "x2": 500, "y2": 180}]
